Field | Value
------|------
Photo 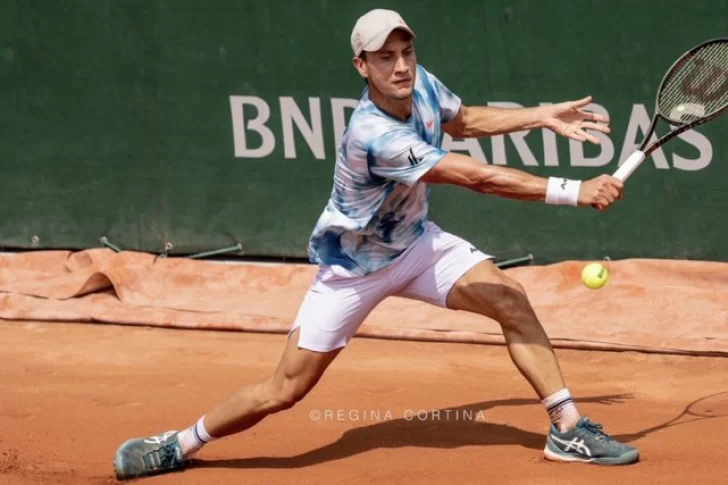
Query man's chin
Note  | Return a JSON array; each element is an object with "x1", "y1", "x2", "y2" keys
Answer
[{"x1": 389, "y1": 86, "x2": 413, "y2": 100}]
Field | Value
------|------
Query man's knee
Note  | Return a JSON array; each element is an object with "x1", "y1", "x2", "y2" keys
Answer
[
  {"x1": 264, "y1": 376, "x2": 313, "y2": 412},
  {"x1": 481, "y1": 276, "x2": 531, "y2": 319},
  {"x1": 492, "y1": 281, "x2": 533, "y2": 322},
  {"x1": 450, "y1": 266, "x2": 533, "y2": 324},
  {"x1": 261, "y1": 338, "x2": 340, "y2": 413}
]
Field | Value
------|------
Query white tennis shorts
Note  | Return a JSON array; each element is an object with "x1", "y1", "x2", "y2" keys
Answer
[{"x1": 289, "y1": 222, "x2": 492, "y2": 352}]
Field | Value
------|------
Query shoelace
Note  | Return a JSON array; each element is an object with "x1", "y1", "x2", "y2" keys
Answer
[
  {"x1": 580, "y1": 420, "x2": 613, "y2": 442},
  {"x1": 143, "y1": 442, "x2": 180, "y2": 470}
]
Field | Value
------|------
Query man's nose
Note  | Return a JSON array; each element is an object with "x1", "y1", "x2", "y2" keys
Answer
[{"x1": 394, "y1": 55, "x2": 408, "y2": 73}]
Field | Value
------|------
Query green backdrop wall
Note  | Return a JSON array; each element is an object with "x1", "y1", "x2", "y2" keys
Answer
[{"x1": 2, "y1": 1, "x2": 727, "y2": 262}]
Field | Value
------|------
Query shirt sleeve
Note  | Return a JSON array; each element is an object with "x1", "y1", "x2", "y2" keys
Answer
[
  {"x1": 368, "y1": 127, "x2": 447, "y2": 186},
  {"x1": 425, "y1": 69, "x2": 462, "y2": 123}
]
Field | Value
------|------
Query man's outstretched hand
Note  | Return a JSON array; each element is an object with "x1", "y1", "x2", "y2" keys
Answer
[{"x1": 541, "y1": 96, "x2": 610, "y2": 145}]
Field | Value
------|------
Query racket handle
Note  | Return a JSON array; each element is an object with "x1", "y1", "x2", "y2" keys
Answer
[{"x1": 612, "y1": 150, "x2": 646, "y2": 182}]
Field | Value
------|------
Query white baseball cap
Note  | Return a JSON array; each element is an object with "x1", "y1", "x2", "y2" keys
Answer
[{"x1": 350, "y1": 9, "x2": 416, "y2": 57}]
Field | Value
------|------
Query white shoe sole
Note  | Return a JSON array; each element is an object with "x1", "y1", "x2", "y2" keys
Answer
[{"x1": 544, "y1": 444, "x2": 640, "y2": 465}]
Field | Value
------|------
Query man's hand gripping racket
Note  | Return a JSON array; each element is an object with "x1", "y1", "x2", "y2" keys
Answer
[{"x1": 613, "y1": 37, "x2": 728, "y2": 182}]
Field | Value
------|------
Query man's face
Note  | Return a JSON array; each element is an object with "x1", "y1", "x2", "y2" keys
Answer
[{"x1": 354, "y1": 30, "x2": 416, "y2": 100}]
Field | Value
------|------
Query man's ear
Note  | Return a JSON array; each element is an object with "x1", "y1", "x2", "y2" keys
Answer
[{"x1": 352, "y1": 54, "x2": 368, "y2": 80}]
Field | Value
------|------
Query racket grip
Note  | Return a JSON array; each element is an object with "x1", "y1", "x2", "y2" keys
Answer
[{"x1": 612, "y1": 150, "x2": 646, "y2": 182}]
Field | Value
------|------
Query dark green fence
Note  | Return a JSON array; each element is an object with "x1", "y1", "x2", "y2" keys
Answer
[{"x1": 2, "y1": 1, "x2": 726, "y2": 262}]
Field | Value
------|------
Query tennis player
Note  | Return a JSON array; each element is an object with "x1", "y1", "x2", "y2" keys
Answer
[{"x1": 113, "y1": 8, "x2": 638, "y2": 480}]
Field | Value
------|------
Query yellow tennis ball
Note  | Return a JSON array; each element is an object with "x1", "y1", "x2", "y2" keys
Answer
[{"x1": 581, "y1": 262, "x2": 609, "y2": 289}]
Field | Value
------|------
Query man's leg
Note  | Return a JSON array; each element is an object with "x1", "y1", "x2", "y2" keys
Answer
[
  {"x1": 446, "y1": 261, "x2": 566, "y2": 403},
  {"x1": 194, "y1": 327, "x2": 342, "y2": 438},
  {"x1": 445, "y1": 260, "x2": 638, "y2": 465},
  {"x1": 395, "y1": 225, "x2": 638, "y2": 465},
  {"x1": 113, "y1": 265, "x2": 394, "y2": 480},
  {"x1": 113, "y1": 328, "x2": 341, "y2": 480}
]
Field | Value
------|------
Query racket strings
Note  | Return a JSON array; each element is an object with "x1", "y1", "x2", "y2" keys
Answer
[{"x1": 658, "y1": 41, "x2": 728, "y2": 123}]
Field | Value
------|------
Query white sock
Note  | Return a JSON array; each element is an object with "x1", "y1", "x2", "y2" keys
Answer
[
  {"x1": 178, "y1": 416, "x2": 216, "y2": 458},
  {"x1": 542, "y1": 388, "x2": 581, "y2": 432}
]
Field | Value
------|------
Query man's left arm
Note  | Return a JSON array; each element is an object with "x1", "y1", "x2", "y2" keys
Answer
[{"x1": 442, "y1": 96, "x2": 611, "y2": 145}]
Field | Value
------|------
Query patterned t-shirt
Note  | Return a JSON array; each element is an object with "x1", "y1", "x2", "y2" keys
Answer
[{"x1": 308, "y1": 64, "x2": 462, "y2": 275}]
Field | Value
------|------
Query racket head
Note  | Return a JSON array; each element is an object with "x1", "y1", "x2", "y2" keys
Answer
[{"x1": 655, "y1": 37, "x2": 728, "y2": 126}]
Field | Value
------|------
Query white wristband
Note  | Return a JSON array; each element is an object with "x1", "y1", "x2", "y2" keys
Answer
[{"x1": 545, "y1": 177, "x2": 581, "y2": 206}]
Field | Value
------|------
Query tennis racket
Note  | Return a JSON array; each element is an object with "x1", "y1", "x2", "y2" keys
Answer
[{"x1": 613, "y1": 37, "x2": 728, "y2": 182}]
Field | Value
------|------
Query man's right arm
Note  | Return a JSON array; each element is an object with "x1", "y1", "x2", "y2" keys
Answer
[{"x1": 420, "y1": 152, "x2": 623, "y2": 211}]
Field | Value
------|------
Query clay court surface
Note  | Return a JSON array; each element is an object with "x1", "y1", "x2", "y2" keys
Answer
[
  {"x1": 1, "y1": 251, "x2": 727, "y2": 484},
  {"x1": 1, "y1": 320, "x2": 727, "y2": 485}
]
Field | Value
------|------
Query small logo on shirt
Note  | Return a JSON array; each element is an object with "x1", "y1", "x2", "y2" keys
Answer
[
  {"x1": 426, "y1": 120, "x2": 434, "y2": 129},
  {"x1": 408, "y1": 148, "x2": 422, "y2": 166}
]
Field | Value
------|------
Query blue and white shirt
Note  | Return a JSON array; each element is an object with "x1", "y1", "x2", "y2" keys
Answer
[{"x1": 308, "y1": 64, "x2": 462, "y2": 275}]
